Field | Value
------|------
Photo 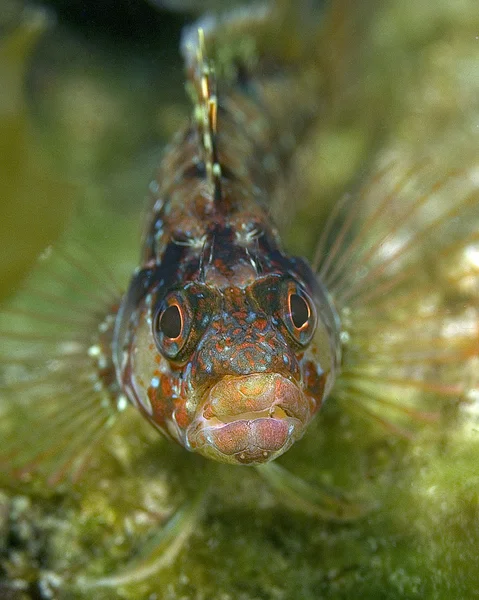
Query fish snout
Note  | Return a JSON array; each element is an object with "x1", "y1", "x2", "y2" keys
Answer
[{"x1": 186, "y1": 373, "x2": 313, "y2": 465}]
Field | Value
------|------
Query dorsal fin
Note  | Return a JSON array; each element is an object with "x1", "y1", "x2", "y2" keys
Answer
[{"x1": 184, "y1": 28, "x2": 222, "y2": 203}]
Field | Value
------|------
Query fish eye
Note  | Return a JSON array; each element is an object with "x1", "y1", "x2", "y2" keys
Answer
[
  {"x1": 153, "y1": 293, "x2": 191, "y2": 360},
  {"x1": 289, "y1": 293, "x2": 310, "y2": 330},
  {"x1": 159, "y1": 303, "x2": 182, "y2": 339},
  {"x1": 283, "y1": 285, "x2": 316, "y2": 346}
]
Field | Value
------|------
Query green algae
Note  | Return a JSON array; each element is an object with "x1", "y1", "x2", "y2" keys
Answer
[{"x1": 1, "y1": 1, "x2": 479, "y2": 598}]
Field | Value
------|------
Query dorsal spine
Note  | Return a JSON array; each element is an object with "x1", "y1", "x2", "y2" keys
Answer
[{"x1": 186, "y1": 29, "x2": 222, "y2": 203}]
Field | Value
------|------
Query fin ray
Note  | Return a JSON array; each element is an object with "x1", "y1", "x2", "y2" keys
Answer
[
  {"x1": 322, "y1": 150, "x2": 479, "y2": 436},
  {"x1": 256, "y1": 462, "x2": 369, "y2": 522},
  {"x1": 0, "y1": 213, "x2": 126, "y2": 487}
]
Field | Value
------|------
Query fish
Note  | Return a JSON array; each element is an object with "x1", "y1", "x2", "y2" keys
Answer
[
  {"x1": 113, "y1": 19, "x2": 341, "y2": 466},
  {"x1": 1, "y1": 0, "x2": 478, "y2": 591}
]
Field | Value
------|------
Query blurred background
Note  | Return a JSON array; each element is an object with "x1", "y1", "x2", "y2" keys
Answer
[{"x1": 0, "y1": 0, "x2": 190, "y2": 300}]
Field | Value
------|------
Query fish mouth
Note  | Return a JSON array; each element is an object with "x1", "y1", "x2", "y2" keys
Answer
[{"x1": 185, "y1": 373, "x2": 313, "y2": 465}]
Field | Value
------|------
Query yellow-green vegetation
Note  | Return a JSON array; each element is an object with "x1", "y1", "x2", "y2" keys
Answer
[
  {"x1": 0, "y1": 1, "x2": 478, "y2": 599},
  {"x1": 0, "y1": 8, "x2": 74, "y2": 298}
]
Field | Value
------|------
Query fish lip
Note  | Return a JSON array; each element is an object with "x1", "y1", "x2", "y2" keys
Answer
[
  {"x1": 203, "y1": 373, "x2": 311, "y2": 424},
  {"x1": 184, "y1": 373, "x2": 312, "y2": 464},
  {"x1": 204, "y1": 372, "x2": 309, "y2": 423}
]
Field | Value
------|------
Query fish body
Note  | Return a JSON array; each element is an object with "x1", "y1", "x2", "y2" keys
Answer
[{"x1": 113, "y1": 18, "x2": 340, "y2": 464}]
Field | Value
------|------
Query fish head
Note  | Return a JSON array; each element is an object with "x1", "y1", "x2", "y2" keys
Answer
[
  {"x1": 180, "y1": 273, "x2": 340, "y2": 464},
  {"x1": 116, "y1": 270, "x2": 340, "y2": 465}
]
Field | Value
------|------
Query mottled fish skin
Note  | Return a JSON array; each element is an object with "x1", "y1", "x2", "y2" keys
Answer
[{"x1": 113, "y1": 7, "x2": 341, "y2": 465}]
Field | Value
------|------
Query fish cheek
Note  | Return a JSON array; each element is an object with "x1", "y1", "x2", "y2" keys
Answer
[
  {"x1": 126, "y1": 308, "x2": 177, "y2": 435},
  {"x1": 300, "y1": 316, "x2": 338, "y2": 413}
]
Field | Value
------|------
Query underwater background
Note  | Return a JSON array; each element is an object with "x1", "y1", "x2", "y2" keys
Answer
[{"x1": 1, "y1": 0, "x2": 479, "y2": 598}]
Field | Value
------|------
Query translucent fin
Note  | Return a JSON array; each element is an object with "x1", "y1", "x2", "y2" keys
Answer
[
  {"x1": 179, "y1": 1, "x2": 372, "y2": 233},
  {"x1": 180, "y1": 0, "x2": 367, "y2": 75},
  {"x1": 180, "y1": 1, "x2": 318, "y2": 71},
  {"x1": 181, "y1": 0, "x2": 363, "y2": 120},
  {"x1": 315, "y1": 148, "x2": 479, "y2": 433},
  {"x1": 0, "y1": 221, "x2": 128, "y2": 487},
  {"x1": 76, "y1": 486, "x2": 207, "y2": 589},
  {"x1": 256, "y1": 462, "x2": 369, "y2": 522},
  {"x1": 320, "y1": 155, "x2": 479, "y2": 307}
]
